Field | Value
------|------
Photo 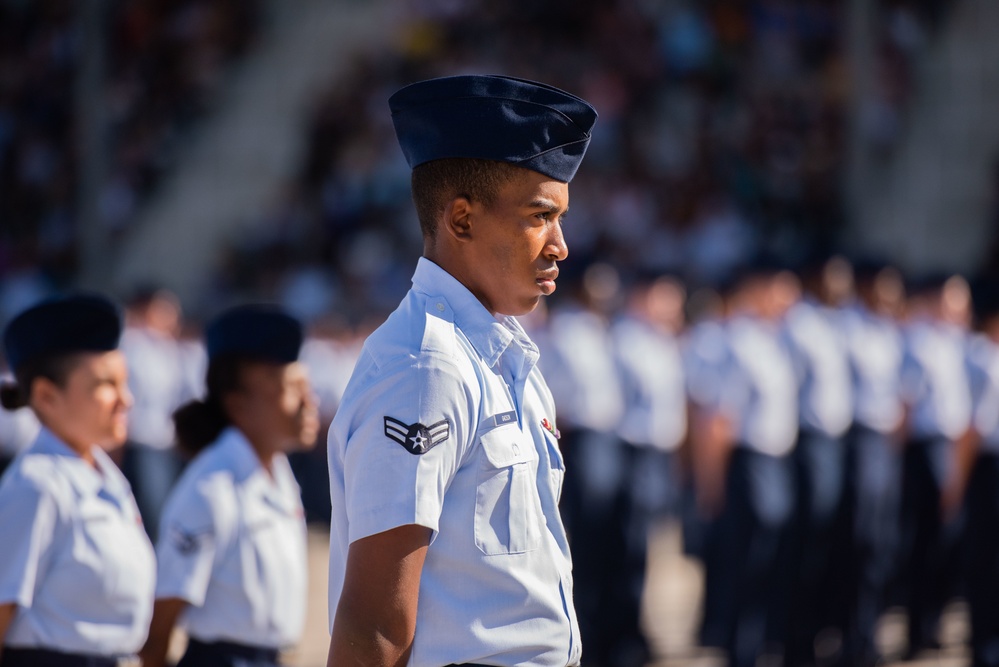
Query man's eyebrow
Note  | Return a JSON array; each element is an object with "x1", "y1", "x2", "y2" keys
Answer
[{"x1": 527, "y1": 198, "x2": 568, "y2": 214}]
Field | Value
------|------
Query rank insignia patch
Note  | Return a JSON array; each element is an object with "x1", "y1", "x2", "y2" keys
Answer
[
  {"x1": 384, "y1": 416, "x2": 451, "y2": 455},
  {"x1": 169, "y1": 525, "x2": 211, "y2": 556}
]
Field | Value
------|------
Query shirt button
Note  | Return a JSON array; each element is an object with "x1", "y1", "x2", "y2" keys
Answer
[
  {"x1": 512, "y1": 443, "x2": 520, "y2": 455},
  {"x1": 436, "y1": 303, "x2": 445, "y2": 312}
]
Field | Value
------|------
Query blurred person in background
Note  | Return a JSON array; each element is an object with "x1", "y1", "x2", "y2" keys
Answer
[
  {"x1": 778, "y1": 255, "x2": 854, "y2": 667},
  {"x1": 545, "y1": 261, "x2": 628, "y2": 667},
  {"x1": 119, "y1": 286, "x2": 193, "y2": 540},
  {"x1": 140, "y1": 305, "x2": 319, "y2": 667},
  {"x1": 0, "y1": 294, "x2": 155, "y2": 667},
  {"x1": 964, "y1": 280, "x2": 999, "y2": 667},
  {"x1": 0, "y1": 366, "x2": 39, "y2": 478},
  {"x1": 897, "y1": 272, "x2": 974, "y2": 659},
  {"x1": 293, "y1": 316, "x2": 358, "y2": 525},
  {"x1": 608, "y1": 271, "x2": 688, "y2": 666},
  {"x1": 837, "y1": 260, "x2": 907, "y2": 666},
  {"x1": 681, "y1": 277, "x2": 735, "y2": 574},
  {"x1": 691, "y1": 259, "x2": 799, "y2": 667}
]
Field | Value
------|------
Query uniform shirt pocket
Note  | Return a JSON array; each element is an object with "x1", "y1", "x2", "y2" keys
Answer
[{"x1": 474, "y1": 426, "x2": 542, "y2": 555}]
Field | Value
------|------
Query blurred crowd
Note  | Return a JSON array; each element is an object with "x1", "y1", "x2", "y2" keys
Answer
[
  {"x1": 224, "y1": 0, "x2": 957, "y2": 325},
  {"x1": 0, "y1": 0, "x2": 260, "y2": 316},
  {"x1": 4, "y1": 254, "x2": 999, "y2": 666}
]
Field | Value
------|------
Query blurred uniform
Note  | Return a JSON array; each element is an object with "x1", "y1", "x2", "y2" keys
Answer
[
  {"x1": 839, "y1": 300, "x2": 905, "y2": 665},
  {"x1": 700, "y1": 312, "x2": 798, "y2": 667},
  {"x1": 965, "y1": 307, "x2": 999, "y2": 667},
  {"x1": 0, "y1": 430, "x2": 155, "y2": 665},
  {"x1": 898, "y1": 311, "x2": 972, "y2": 653},
  {"x1": 544, "y1": 301, "x2": 628, "y2": 666},
  {"x1": 780, "y1": 297, "x2": 853, "y2": 665},
  {"x1": 155, "y1": 427, "x2": 307, "y2": 665},
  {"x1": 608, "y1": 307, "x2": 687, "y2": 665}
]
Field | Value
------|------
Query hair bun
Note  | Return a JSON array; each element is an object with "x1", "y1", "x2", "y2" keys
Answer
[{"x1": 0, "y1": 382, "x2": 26, "y2": 411}]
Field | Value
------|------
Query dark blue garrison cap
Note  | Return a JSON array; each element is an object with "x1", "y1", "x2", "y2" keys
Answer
[
  {"x1": 206, "y1": 304, "x2": 303, "y2": 364},
  {"x1": 389, "y1": 75, "x2": 598, "y2": 183},
  {"x1": 3, "y1": 293, "x2": 123, "y2": 373}
]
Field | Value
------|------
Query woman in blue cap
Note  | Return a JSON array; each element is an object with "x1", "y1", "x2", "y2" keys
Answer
[
  {"x1": 140, "y1": 304, "x2": 319, "y2": 667},
  {"x1": 0, "y1": 293, "x2": 156, "y2": 667}
]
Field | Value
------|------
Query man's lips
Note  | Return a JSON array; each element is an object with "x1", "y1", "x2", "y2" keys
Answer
[{"x1": 536, "y1": 269, "x2": 559, "y2": 293}]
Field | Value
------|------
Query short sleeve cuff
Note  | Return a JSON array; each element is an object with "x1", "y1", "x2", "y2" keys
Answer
[{"x1": 348, "y1": 501, "x2": 440, "y2": 545}]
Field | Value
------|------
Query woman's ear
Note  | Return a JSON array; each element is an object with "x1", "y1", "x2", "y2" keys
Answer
[
  {"x1": 29, "y1": 376, "x2": 62, "y2": 417},
  {"x1": 441, "y1": 196, "x2": 475, "y2": 243},
  {"x1": 221, "y1": 392, "x2": 245, "y2": 425}
]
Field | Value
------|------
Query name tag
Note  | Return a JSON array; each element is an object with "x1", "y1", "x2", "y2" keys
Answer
[{"x1": 491, "y1": 411, "x2": 517, "y2": 427}]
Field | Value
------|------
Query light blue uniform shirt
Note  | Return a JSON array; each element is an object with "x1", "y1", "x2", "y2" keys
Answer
[
  {"x1": 968, "y1": 334, "x2": 999, "y2": 452},
  {"x1": 328, "y1": 258, "x2": 581, "y2": 667},
  {"x1": 702, "y1": 315, "x2": 799, "y2": 457},
  {"x1": 543, "y1": 306, "x2": 624, "y2": 433},
  {"x1": 842, "y1": 305, "x2": 905, "y2": 434},
  {"x1": 611, "y1": 315, "x2": 687, "y2": 451},
  {"x1": 783, "y1": 300, "x2": 853, "y2": 438},
  {"x1": 900, "y1": 319, "x2": 972, "y2": 440},
  {"x1": 0, "y1": 428, "x2": 155, "y2": 655},
  {"x1": 155, "y1": 427, "x2": 307, "y2": 648}
]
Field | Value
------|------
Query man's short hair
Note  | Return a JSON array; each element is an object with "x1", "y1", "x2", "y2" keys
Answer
[{"x1": 411, "y1": 158, "x2": 521, "y2": 239}]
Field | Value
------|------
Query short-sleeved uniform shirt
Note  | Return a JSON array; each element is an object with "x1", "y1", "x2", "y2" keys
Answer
[
  {"x1": 899, "y1": 318, "x2": 972, "y2": 441},
  {"x1": 842, "y1": 305, "x2": 905, "y2": 434},
  {"x1": 782, "y1": 300, "x2": 853, "y2": 438},
  {"x1": 0, "y1": 427, "x2": 155, "y2": 655},
  {"x1": 701, "y1": 314, "x2": 799, "y2": 457},
  {"x1": 155, "y1": 427, "x2": 307, "y2": 648},
  {"x1": 611, "y1": 315, "x2": 687, "y2": 451},
  {"x1": 328, "y1": 258, "x2": 581, "y2": 667},
  {"x1": 969, "y1": 334, "x2": 999, "y2": 451}
]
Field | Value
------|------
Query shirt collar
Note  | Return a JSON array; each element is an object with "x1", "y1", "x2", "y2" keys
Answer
[
  {"x1": 32, "y1": 427, "x2": 124, "y2": 498},
  {"x1": 215, "y1": 426, "x2": 266, "y2": 480},
  {"x1": 411, "y1": 257, "x2": 538, "y2": 370}
]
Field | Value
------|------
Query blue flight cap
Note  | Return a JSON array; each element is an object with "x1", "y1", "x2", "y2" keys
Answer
[
  {"x1": 389, "y1": 75, "x2": 598, "y2": 183},
  {"x1": 3, "y1": 293, "x2": 123, "y2": 373},
  {"x1": 205, "y1": 304, "x2": 303, "y2": 364}
]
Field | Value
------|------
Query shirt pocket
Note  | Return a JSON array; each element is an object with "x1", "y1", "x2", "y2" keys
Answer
[
  {"x1": 474, "y1": 426, "x2": 543, "y2": 555},
  {"x1": 77, "y1": 500, "x2": 155, "y2": 609}
]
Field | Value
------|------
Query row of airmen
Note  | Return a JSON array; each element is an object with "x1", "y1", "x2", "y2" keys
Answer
[
  {"x1": 3, "y1": 256, "x2": 999, "y2": 667},
  {"x1": 535, "y1": 256, "x2": 999, "y2": 667},
  {"x1": 0, "y1": 295, "x2": 319, "y2": 667}
]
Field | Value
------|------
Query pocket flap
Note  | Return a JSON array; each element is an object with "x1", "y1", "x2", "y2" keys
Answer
[{"x1": 479, "y1": 425, "x2": 537, "y2": 467}]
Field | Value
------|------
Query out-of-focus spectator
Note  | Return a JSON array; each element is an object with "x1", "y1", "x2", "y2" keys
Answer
[
  {"x1": 897, "y1": 273, "x2": 973, "y2": 659},
  {"x1": 609, "y1": 271, "x2": 688, "y2": 666},
  {"x1": 0, "y1": 0, "x2": 260, "y2": 289},
  {"x1": 543, "y1": 262, "x2": 629, "y2": 667},
  {"x1": 964, "y1": 280, "x2": 999, "y2": 667},
  {"x1": 837, "y1": 259, "x2": 907, "y2": 666},
  {"x1": 0, "y1": 371, "x2": 39, "y2": 478},
  {"x1": 693, "y1": 259, "x2": 799, "y2": 667},
  {"x1": 779, "y1": 255, "x2": 854, "y2": 666},
  {"x1": 119, "y1": 286, "x2": 191, "y2": 540}
]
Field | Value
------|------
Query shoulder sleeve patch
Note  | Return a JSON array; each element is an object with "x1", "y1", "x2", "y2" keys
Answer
[{"x1": 384, "y1": 416, "x2": 451, "y2": 455}]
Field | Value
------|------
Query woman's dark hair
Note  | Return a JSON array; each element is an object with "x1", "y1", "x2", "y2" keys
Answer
[
  {"x1": 173, "y1": 355, "x2": 245, "y2": 456},
  {"x1": 0, "y1": 354, "x2": 82, "y2": 411}
]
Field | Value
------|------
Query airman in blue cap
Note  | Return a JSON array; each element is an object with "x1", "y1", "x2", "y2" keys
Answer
[
  {"x1": 140, "y1": 304, "x2": 320, "y2": 667},
  {"x1": 326, "y1": 74, "x2": 596, "y2": 667}
]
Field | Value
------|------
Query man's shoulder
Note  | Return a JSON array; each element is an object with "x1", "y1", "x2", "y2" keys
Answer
[{"x1": 363, "y1": 288, "x2": 484, "y2": 370}]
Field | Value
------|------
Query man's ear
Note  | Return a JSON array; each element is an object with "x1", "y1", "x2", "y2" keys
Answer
[{"x1": 441, "y1": 196, "x2": 475, "y2": 243}]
